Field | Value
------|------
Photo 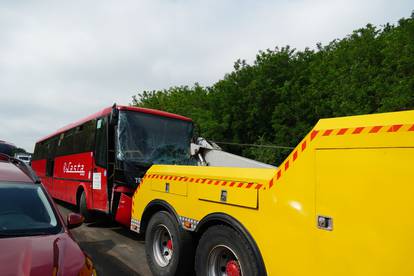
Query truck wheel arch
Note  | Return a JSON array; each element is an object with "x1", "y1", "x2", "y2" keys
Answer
[
  {"x1": 140, "y1": 199, "x2": 181, "y2": 234},
  {"x1": 195, "y1": 212, "x2": 267, "y2": 276}
]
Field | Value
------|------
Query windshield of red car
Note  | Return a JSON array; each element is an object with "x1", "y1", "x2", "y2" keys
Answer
[{"x1": 0, "y1": 183, "x2": 62, "y2": 237}]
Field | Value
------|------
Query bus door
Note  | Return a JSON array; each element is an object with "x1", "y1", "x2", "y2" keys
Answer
[{"x1": 92, "y1": 117, "x2": 109, "y2": 212}]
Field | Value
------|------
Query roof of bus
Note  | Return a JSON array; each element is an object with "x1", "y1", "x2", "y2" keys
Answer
[{"x1": 36, "y1": 105, "x2": 192, "y2": 143}]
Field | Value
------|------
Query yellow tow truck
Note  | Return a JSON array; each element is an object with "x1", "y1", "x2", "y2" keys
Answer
[{"x1": 130, "y1": 110, "x2": 414, "y2": 276}]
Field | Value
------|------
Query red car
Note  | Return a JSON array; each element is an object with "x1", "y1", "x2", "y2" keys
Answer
[{"x1": 0, "y1": 153, "x2": 96, "y2": 276}]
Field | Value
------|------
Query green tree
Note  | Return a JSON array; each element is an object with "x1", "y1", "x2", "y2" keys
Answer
[{"x1": 132, "y1": 12, "x2": 414, "y2": 165}]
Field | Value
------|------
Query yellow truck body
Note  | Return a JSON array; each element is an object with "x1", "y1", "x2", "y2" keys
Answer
[{"x1": 131, "y1": 110, "x2": 414, "y2": 275}]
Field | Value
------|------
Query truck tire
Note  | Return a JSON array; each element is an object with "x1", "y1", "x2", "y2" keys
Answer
[
  {"x1": 195, "y1": 225, "x2": 262, "y2": 276},
  {"x1": 145, "y1": 211, "x2": 194, "y2": 276},
  {"x1": 79, "y1": 191, "x2": 92, "y2": 222}
]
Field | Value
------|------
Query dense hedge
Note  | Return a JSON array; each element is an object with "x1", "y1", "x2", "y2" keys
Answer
[{"x1": 132, "y1": 13, "x2": 414, "y2": 165}]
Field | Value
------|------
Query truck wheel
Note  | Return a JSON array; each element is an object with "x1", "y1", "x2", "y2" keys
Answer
[
  {"x1": 195, "y1": 225, "x2": 261, "y2": 276},
  {"x1": 79, "y1": 191, "x2": 92, "y2": 222},
  {"x1": 145, "y1": 211, "x2": 194, "y2": 276}
]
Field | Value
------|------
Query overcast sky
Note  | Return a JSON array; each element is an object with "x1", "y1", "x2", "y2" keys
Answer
[{"x1": 0, "y1": 0, "x2": 412, "y2": 152}]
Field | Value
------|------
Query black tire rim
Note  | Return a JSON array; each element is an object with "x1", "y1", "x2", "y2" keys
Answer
[
  {"x1": 207, "y1": 244, "x2": 242, "y2": 276},
  {"x1": 152, "y1": 224, "x2": 174, "y2": 267}
]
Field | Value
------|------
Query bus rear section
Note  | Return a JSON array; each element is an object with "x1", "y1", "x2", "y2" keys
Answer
[
  {"x1": 32, "y1": 105, "x2": 194, "y2": 224},
  {"x1": 31, "y1": 112, "x2": 111, "y2": 220}
]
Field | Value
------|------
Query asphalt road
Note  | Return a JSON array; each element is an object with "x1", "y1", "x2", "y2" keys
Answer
[{"x1": 56, "y1": 201, "x2": 152, "y2": 276}]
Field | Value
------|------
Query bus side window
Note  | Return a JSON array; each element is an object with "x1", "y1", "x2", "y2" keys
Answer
[
  {"x1": 46, "y1": 159, "x2": 54, "y2": 177},
  {"x1": 56, "y1": 130, "x2": 75, "y2": 156},
  {"x1": 95, "y1": 117, "x2": 108, "y2": 168},
  {"x1": 73, "y1": 121, "x2": 95, "y2": 154},
  {"x1": 32, "y1": 143, "x2": 41, "y2": 160},
  {"x1": 33, "y1": 141, "x2": 49, "y2": 176},
  {"x1": 46, "y1": 136, "x2": 58, "y2": 177}
]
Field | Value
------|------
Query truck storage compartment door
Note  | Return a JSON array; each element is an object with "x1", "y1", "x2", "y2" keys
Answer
[
  {"x1": 151, "y1": 177, "x2": 188, "y2": 196},
  {"x1": 315, "y1": 148, "x2": 414, "y2": 276},
  {"x1": 197, "y1": 182, "x2": 258, "y2": 209}
]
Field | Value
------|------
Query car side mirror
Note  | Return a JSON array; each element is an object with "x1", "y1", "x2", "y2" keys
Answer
[{"x1": 67, "y1": 213, "x2": 84, "y2": 229}]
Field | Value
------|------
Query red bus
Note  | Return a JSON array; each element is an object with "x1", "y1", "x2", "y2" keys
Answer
[{"x1": 32, "y1": 105, "x2": 193, "y2": 224}]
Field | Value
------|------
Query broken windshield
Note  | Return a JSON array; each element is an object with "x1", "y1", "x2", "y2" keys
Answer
[{"x1": 117, "y1": 110, "x2": 194, "y2": 165}]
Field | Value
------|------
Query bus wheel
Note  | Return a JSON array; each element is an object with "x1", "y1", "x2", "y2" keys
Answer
[
  {"x1": 145, "y1": 211, "x2": 194, "y2": 276},
  {"x1": 195, "y1": 225, "x2": 260, "y2": 276},
  {"x1": 79, "y1": 191, "x2": 92, "y2": 222}
]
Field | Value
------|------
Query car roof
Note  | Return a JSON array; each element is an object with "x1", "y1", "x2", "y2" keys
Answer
[
  {"x1": 0, "y1": 156, "x2": 34, "y2": 183},
  {"x1": 0, "y1": 140, "x2": 15, "y2": 146}
]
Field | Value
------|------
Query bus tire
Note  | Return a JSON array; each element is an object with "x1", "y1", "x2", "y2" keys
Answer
[
  {"x1": 145, "y1": 211, "x2": 194, "y2": 276},
  {"x1": 195, "y1": 225, "x2": 261, "y2": 276},
  {"x1": 79, "y1": 191, "x2": 92, "y2": 222}
]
